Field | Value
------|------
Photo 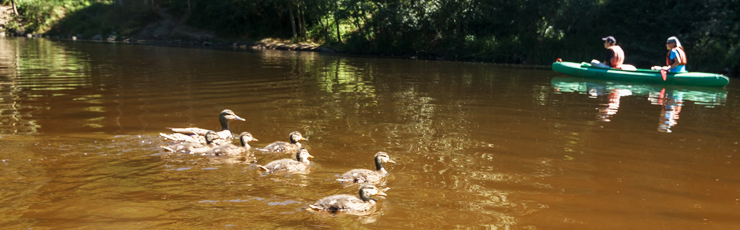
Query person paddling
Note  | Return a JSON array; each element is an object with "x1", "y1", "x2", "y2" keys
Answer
[
  {"x1": 653, "y1": 36, "x2": 687, "y2": 73},
  {"x1": 591, "y1": 36, "x2": 625, "y2": 69}
]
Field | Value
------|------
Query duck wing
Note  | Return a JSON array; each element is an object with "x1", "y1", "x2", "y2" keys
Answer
[
  {"x1": 167, "y1": 127, "x2": 211, "y2": 136},
  {"x1": 205, "y1": 144, "x2": 245, "y2": 156},
  {"x1": 260, "y1": 141, "x2": 297, "y2": 153},
  {"x1": 259, "y1": 159, "x2": 307, "y2": 173},
  {"x1": 309, "y1": 195, "x2": 366, "y2": 212},
  {"x1": 160, "y1": 133, "x2": 201, "y2": 143},
  {"x1": 337, "y1": 169, "x2": 382, "y2": 184}
]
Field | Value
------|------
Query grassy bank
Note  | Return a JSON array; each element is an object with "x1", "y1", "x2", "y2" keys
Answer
[{"x1": 3, "y1": 0, "x2": 739, "y2": 76}]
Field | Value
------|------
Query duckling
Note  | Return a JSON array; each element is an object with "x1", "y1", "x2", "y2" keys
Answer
[
  {"x1": 160, "y1": 132, "x2": 229, "y2": 146},
  {"x1": 308, "y1": 184, "x2": 387, "y2": 213},
  {"x1": 257, "y1": 148, "x2": 313, "y2": 173},
  {"x1": 162, "y1": 131, "x2": 220, "y2": 154},
  {"x1": 163, "y1": 109, "x2": 245, "y2": 144},
  {"x1": 204, "y1": 132, "x2": 258, "y2": 156},
  {"x1": 259, "y1": 131, "x2": 307, "y2": 153},
  {"x1": 337, "y1": 152, "x2": 395, "y2": 184}
]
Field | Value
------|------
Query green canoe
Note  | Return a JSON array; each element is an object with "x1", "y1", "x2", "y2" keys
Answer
[{"x1": 552, "y1": 61, "x2": 730, "y2": 87}]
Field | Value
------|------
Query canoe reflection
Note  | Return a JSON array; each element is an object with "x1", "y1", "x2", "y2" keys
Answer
[{"x1": 551, "y1": 77, "x2": 727, "y2": 132}]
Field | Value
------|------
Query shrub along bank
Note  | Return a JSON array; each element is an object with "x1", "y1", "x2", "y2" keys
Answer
[{"x1": 3, "y1": 0, "x2": 739, "y2": 76}]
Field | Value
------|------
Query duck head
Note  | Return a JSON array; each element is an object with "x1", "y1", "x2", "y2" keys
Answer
[
  {"x1": 295, "y1": 148, "x2": 314, "y2": 163},
  {"x1": 205, "y1": 131, "x2": 220, "y2": 144},
  {"x1": 358, "y1": 184, "x2": 387, "y2": 202},
  {"x1": 374, "y1": 152, "x2": 395, "y2": 171},
  {"x1": 289, "y1": 131, "x2": 307, "y2": 144},
  {"x1": 218, "y1": 109, "x2": 245, "y2": 130},
  {"x1": 239, "y1": 132, "x2": 258, "y2": 147}
]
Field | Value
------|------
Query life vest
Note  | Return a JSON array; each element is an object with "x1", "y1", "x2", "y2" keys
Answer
[
  {"x1": 607, "y1": 46, "x2": 625, "y2": 67},
  {"x1": 666, "y1": 47, "x2": 687, "y2": 66}
]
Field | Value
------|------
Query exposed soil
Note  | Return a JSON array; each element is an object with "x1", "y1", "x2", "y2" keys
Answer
[{"x1": 0, "y1": 5, "x2": 13, "y2": 34}]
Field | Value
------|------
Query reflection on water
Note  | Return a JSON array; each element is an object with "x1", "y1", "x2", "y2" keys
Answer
[
  {"x1": 0, "y1": 39, "x2": 35, "y2": 134},
  {"x1": 551, "y1": 77, "x2": 728, "y2": 132},
  {"x1": 0, "y1": 38, "x2": 739, "y2": 229},
  {"x1": 651, "y1": 91, "x2": 683, "y2": 133}
]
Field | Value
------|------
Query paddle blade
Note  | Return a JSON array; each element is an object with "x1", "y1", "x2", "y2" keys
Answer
[{"x1": 660, "y1": 69, "x2": 667, "y2": 81}]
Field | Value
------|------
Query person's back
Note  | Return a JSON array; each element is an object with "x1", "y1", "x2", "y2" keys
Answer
[
  {"x1": 591, "y1": 36, "x2": 627, "y2": 69},
  {"x1": 605, "y1": 45, "x2": 625, "y2": 67}
]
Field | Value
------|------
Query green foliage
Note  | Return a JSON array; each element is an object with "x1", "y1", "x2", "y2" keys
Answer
[
  {"x1": 13, "y1": 0, "x2": 100, "y2": 34},
  {"x1": 49, "y1": 2, "x2": 154, "y2": 38}
]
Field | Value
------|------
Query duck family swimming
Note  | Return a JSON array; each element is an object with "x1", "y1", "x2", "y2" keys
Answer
[{"x1": 160, "y1": 109, "x2": 395, "y2": 217}]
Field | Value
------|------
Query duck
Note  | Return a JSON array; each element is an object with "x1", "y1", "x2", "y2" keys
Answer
[
  {"x1": 257, "y1": 148, "x2": 313, "y2": 173},
  {"x1": 337, "y1": 152, "x2": 395, "y2": 184},
  {"x1": 308, "y1": 184, "x2": 387, "y2": 213},
  {"x1": 259, "y1": 131, "x2": 307, "y2": 153},
  {"x1": 162, "y1": 131, "x2": 220, "y2": 154},
  {"x1": 162, "y1": 109, "x2": 245, "y2": 144},
  {"x1": 204, "y1": 132, "x2": 258, "y2": 156}
]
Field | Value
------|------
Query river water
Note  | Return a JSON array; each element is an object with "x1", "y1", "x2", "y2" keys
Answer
[{"x1": 0, "y1": 38, "x2": 738, "y2": 229}]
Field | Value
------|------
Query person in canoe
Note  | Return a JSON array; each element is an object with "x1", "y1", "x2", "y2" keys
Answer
[
  {"x1": 590, "y1": 36, "x2": 625, "y2": 69},
  {"x1": 651, "y1": 36, "x2": 687, "y2": 73}
]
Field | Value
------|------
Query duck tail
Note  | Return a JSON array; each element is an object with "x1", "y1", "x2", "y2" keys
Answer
[
  {"x1": 256, "y1": 148, "x2": 270, "y2": 153},
  {"x1": 307, "y1": 205, "x2": 321, "y2": 211},
  {"x1": 160, "y1": 133, "x2": 176, "y2": 140},
  {"x1": 257, "y1": 165, "x2": 269, "y2": 172},
  {"x1": 168, "y1": 128, "x2": 197, "y2": 135},
  {"x1": 161, "y1": 146, "x2": 175, "y2": 152}
]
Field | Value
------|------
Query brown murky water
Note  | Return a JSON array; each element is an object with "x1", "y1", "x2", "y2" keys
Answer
[{"x1": 1, "y1": 38, "x2": 739, "y2": 229}]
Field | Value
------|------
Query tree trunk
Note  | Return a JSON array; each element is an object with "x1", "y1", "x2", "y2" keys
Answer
[
  {"x1": 187, "y1": 0, "x2": 192, "y2": 15},
  {"x1": 351, "y1": 14, "x2": 365, "y2": 42},
  {"x1": 301, "y1": 5, "x2": 307, "y2": 39},
  {"x1": 335, "y1": 3, "x2": 341, "y2": 43},
  {"x1": 361, "y1": 8, "x2": 372, "y2": 49},
  {"x1": 318, "y1": 17, "x2": 329, "y2": 42},
  {"x1": 297, "y1": 3, "x2": 304, "y2": 39},
  {"x1": 288, "y1": 4, "x2": 297, "y2": 40},
  {"x1": 335, "y1": 17, "x2": 341, "y2": 43},
  {"x1": 10, "y1": 0, "x2": 19, "y2": 16}
]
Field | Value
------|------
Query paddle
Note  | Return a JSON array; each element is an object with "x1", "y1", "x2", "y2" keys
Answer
[{"x1": 660, "y1": 69, "x2": 667, "y2": 81}]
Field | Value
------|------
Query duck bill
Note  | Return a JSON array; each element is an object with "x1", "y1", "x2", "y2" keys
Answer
[
  {"x1": 234, "y1": 115, "x2": 246, "y2": 121},
  {"x1": 307, "y1": 154, "x2": 314, "y2": 158},
  {"x1": 301, "y1": 137, "x2": 308, "y2": 141},
  {"x1": 251, "y1": 138, "x2": 258, "y2": 142},
  {"x1": 387, "y1": 160, "x2": 396, "y2": 164},
  {"x1": 376, "y1": 191, "x2": 387, "y2": 196}
]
